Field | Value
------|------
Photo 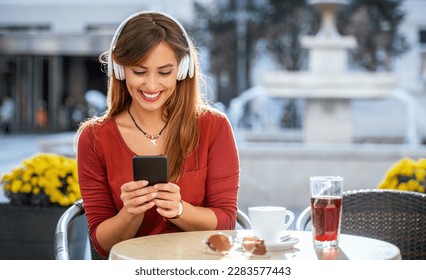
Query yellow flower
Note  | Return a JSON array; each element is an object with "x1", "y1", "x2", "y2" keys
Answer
[
  {"x1": 21, "y1": 183, "x2": 32, "y2": 193},
  {"x1": 0, "y1": 153, "x2": 81, "y2": 207},
  {"x1": 415, "y1": 169, "x2": 425, "y2": 182},
  {"x1": 417, "y1": 159, "x2": 426, "y2": 169},
  {"x1": 407, "y1": 180, "x2": 419, "y2": 192},
  {"x1": 379, "y1": 157, "x2": 426, "y2": 194},
  {"x1": 30, "y1": 177, "x2": 38, "y2": 185},
  {"x1": 11, "y1": 180, "x2": 22, "y2": 192}
]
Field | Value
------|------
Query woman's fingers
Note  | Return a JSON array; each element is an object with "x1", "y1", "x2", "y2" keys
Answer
[
  {"x1": 153, "y1": 183, "x2": 180, "y2": 198},
  {"x1": 120, "y1": 180, "x2": 158, "y2": 208},
  {"x1": 121, "y1": 180, "x2": 149, "y2": 194},
  {"x1": 155, "y1": 200, "x2": 181, "y2": 218},
  {"x1": 120, "y1": 181, "x2": 182, "y2": 217},
  {"x1": 153, "y1": 183, "x2": 181, "y2": 218},
  {"x1": 126, "y1": 200, "x2": 156, "y2": 215},
  {"x1": 126, "y1": 191, "x2": 157, "y2": 207}
]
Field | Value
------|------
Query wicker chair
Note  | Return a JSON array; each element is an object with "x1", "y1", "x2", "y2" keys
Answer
[
  {"x1": 295, "y1": 189, "x2": 426, "y2": 260},
  {"x1": 54, "y1": 199, "x2": 251, "y2": 260}
]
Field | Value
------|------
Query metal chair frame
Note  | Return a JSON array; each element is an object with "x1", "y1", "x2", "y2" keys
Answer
[
  {"x1": 295, "y1": 189, "x2": 426, "y2": 260},
  {"x1": 54, "y1": 199, "x2": 85, "y2": 260},
  {"x1": 236, "y1": 208, "x2": 251, "y2": 229},
  {"x1": 55, "y1": 200, "x2": 251, "y2": 260}
]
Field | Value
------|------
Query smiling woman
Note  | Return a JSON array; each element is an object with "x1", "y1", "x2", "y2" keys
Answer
[
  {"x1": 124, "y1": 42, "x2": 178, "y2": 114},
  {"x1": 74, "y1": 11, "x2": 240, "y2": 259}
]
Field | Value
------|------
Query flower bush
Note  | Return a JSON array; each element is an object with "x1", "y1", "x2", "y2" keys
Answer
[
  {"x1": 0, "y1": 153, "x2": 81, "y2": 207},
  {"x1": 378, "y1": 157, "x2": 426, "y2": 193}
]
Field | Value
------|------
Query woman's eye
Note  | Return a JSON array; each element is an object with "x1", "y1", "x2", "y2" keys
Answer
[
  {"x1": 159, "y1": 71, "x2": 172, "y2": 76},
  {"x1": 133, "y1": 70, "x2": 146, "y2": 76}
]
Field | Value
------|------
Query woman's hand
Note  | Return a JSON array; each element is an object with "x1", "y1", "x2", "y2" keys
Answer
[
  {"x1": 153, "y1": 183, "x2": 182, "y2": 219},
  {"x1": 120, "y1": 180, "x2": 158, "y2": 215}
]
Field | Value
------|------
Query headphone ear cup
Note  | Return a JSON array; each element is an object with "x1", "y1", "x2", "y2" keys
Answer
[
  {"x1": 188, "y1": 53, "x2": 195, "y2": 79},
  {"x1": 113, "y1": 61, "x2": 125, "y2": 80},
  {"x1": 177, "y1": 54, "x2": 190, "y2": 81}
]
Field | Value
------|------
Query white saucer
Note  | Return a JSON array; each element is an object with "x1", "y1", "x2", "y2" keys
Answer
[{"x1": 265, "y1": 237, "x2": 300, "y2": 251}]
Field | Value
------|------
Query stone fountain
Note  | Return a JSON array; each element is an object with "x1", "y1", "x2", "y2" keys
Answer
[
  {"x1": 262, "y1": 0, "x2": 397, "y2": 143},
  {"x1": 231, "y1": 0, "x2": 426, "y2": 218}
]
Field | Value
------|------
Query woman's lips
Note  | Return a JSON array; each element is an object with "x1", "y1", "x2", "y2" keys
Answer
[{"x1": 140, "y1": 90, "x2": 162, "y2": 102}]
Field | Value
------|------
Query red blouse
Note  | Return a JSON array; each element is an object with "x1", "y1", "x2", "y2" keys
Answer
[{"x1": 77, "y1": 110, "x2": 240, "y2": 257}]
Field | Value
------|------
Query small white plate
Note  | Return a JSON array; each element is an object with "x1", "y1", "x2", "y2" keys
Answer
[
  {"x1": 280, "y1": 234, "x2": 291, "y2": 241},
  {"x1": 265, "y1": 237, "x2": 300, "y2": 251}
]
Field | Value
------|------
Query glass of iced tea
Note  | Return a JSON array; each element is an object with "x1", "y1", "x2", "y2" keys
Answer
[{"x1": 309, "y1": 176, "x2": 343, "y2": 248}]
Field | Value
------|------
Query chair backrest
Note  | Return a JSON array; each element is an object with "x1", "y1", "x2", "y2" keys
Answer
[
  {"x1": 54, "y1": 199, "x2": 103, "y2": 260},
  {"x1": 295, "y1": 189, "x2": 426, "y2": 260},
  {"x1": 295, "y1": 205, "x2": 311, "y2": 232},
  {"x1": 236, "y1": 209, "x2": 251, "y2": 229},
  {"x1": 54, "y1": 199, "x2": 85, "y2": 260}
]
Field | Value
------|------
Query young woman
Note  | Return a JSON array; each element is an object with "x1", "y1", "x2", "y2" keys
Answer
[{"x1": 75, "y1": 11, "x2": 240, "y2": 258}]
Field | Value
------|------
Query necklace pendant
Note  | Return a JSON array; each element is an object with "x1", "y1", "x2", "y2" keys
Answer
[{"x1": 128, "y1": 108, "x2": 167, "y2": 147}]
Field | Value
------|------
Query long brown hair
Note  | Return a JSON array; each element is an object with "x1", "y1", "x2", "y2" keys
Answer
[{"x1": 76, "y1": 12, "x2": 210, "y2": 181}]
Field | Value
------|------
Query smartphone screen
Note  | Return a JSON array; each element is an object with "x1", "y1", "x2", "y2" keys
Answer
[{"x1": 132, "y1": 156, "x2": 168, "y2": 186}]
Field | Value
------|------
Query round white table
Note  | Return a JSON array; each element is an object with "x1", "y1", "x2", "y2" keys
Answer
[{"x1": 109, "y1": 230, "x2": 401, "y2": 260}]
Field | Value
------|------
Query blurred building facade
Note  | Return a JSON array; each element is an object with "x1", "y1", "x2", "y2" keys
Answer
[
  {"x1": 0, "y1": 0, "x2": 197, "y2": 132},
  {"x1": 0, "y1": 0, "x2": 425, "y2": 133}
]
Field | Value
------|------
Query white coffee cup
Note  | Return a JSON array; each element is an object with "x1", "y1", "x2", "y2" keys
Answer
[{"x1": 248, "y1": 206, "x2": 295, "y2": 245}]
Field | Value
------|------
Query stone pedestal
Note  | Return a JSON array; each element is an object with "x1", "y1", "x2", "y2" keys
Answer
[
  {"x1": 301, "y1": 37, "x2": 356, "y2": 74},
  {"x1": 304, "y1": 99, "x2": 352, "y2": 143}
]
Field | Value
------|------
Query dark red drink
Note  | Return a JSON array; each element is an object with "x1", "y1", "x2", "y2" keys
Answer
[{"x1": 311, "y1": 196, "x2": 342, "y2": 245}]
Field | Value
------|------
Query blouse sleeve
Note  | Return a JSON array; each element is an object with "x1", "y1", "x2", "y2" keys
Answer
[
  {"x1": 76, "y1": 125, "x2": 116, "y2": 257},
  {"x1": 204, "y1": 114, "x2": 240, "y2": 230}
]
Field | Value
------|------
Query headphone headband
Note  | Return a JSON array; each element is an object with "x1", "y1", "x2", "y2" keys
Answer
[{"x1": 107, "y1": 11, "x2": 195, "y2": 81}]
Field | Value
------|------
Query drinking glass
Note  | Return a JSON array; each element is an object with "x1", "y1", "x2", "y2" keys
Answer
[{"x1": 310, "y1": 176, "x2": 343, "y2": 248}]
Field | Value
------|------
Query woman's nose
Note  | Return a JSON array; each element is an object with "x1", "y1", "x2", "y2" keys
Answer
[{"x1": 143, "y1": 74, "x2": 159, "y2": 90}]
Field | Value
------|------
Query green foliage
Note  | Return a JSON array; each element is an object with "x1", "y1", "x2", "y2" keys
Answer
[{"x1": 337, "y1": 0, "x2": 409, "y2": 71}]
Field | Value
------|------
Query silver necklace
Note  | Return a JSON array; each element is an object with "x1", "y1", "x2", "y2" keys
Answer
[{"x1": 128, "y1": 108, "x2": 167, "y2": 146}]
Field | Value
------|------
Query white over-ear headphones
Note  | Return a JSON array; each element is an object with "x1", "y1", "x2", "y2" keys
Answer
[{"x1": 107, "y1": 11, "x2": 195, "y2": 81}]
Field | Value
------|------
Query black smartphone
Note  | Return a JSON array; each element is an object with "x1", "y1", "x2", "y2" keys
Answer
[{"x1": 132, "y1": 156, "x2": 168, "y2": 186}]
